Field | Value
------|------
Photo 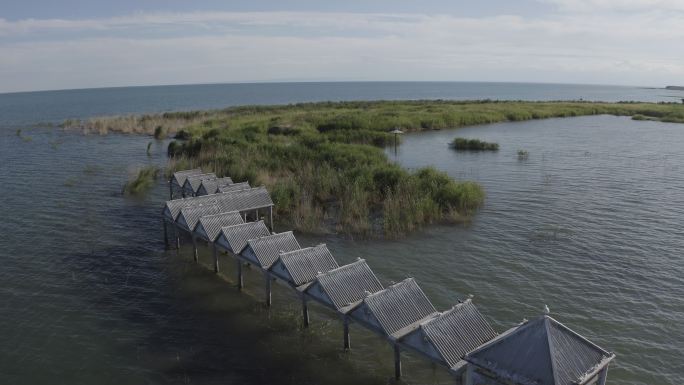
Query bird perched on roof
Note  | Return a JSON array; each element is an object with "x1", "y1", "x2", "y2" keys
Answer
[{"x1": 543, "y1": 304, "x2": 550, "y2": 314}]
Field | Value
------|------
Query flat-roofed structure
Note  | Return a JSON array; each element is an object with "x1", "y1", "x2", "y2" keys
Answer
[
  {"x1": 463, "y1": 315, "x2": 615, "y2": 385},
  {"x1": 398, "y1": 299, "x2": 497, "y2": 372}
]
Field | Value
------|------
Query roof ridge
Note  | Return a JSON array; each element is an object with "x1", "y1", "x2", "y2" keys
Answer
[
  {"x1": 249, "y1": 231, "x2": 294, "y2": 244},
  {"x1": 544, "y1": 316, "x2": 560, "y2": 385},
  {"x1": 365, "y1": 277, "x2": 413, "y2": 299},
  {"x1": 317, "y1": 258, "x2": 366, "y2": 276},
  {"x1": 221, "y1": 220, "x2": 265, "y2": 231},
  {"x1": 200, "y1": 211, "x2": 240, "y2": 219}
]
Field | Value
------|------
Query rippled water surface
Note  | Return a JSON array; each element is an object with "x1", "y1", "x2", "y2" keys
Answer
[{"x1": 2, "y1": 83, "x2": 684, "y2": 385}]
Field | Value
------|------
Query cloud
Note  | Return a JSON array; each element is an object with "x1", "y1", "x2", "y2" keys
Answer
[
  {"x1": 0, "y1": 10, "x2": 683, "y2": 92},
  {"x1": 539, "y1": 0, "x2": 684, "y2": 12}
]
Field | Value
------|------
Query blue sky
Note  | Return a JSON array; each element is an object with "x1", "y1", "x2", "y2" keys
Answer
[{"x1": 1, "y1": 0, "x2": 683, "y2": 92}]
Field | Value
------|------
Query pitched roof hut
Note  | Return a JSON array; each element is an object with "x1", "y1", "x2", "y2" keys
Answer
[
  {"x1": 304, "y1": 258, "x2": 384, "y2": 314},
  {"x1": 240, "y1": 232, "x2": 301, "y2": 269},
  {"x1": 171, "y1": 168, "x2": 202, "y2": 190},
  {"x1": 218, "y1": 182, "x2": 251, "y2": 193},
  {"x1": 347, "y1": 278, "x2": 438, "y2": 340},
  {"x1": 197, "y1": 177, "x2": 234, "y2": 196},
  {"x1": 176, "y1": 203, "x2": 220, "y2": 232},
  {"x1": 463, "y1": 315, "x2": 615, "y2": 385},
  {"x1": 182, "y1": 173, "x2": 217, "y2": 196},
  {"x1": 215, "y1": 220, "x2": 271, "y2": 254},
  {"x1": 194, "y1": 211, "x2": 244, "y2": 242},
  {"x1": 398, "y1": 299, "x2": 497, "y2": 369},
  {"x1": 269, "y1": 244, "x2": 339, "y2": 288}
]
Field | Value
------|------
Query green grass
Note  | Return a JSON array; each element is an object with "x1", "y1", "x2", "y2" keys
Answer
[
  {"x1": 450, "y1": 137, "x2": 499, "y2": 151},
  {"x1": 123, "y1": 166, "x2": 160, "y2": 196},
  {"x1": 69, "y1": 100, "x2": 684, "y2": 237}
]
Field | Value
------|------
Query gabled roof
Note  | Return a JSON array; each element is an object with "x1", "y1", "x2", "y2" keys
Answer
[
  {"x1": 465, "y1": 315, "x2": 614, "y2": 385},
  {"x1": 195, "y1": 211, "x2": 244, "y2": 242},
  {"x1": 163, "y1": 187, "x2": 274, "y2": 221},
  {"x1": 218, "y1": 182, "x2": 251, "y2": 193},
  {"x1": 349, "y1": 278, "x2": 437, "y2": 339},
  {"x1": 177, "y1": 203, "x2": 220, "y2": 232},
  {"x1": 270, "y1": 244, "x2": 339, "y2": 287},
  {"x1": 243, "y1": 232, "x2": 301, "y2": 269},
  {"x1": 216, "y1": 221, "x2": 271, "y2": 254},
  {"x1": 304, "y1": 259, "x2": 384, "y2": 313},
  {"x1": 400, "y1": 299, "x2": 497, "y2": 368},
  {"x1": 214, "y1": 186, "x2": 274, "y2": 212},
  {"x1": 198, "y1": 177, "x2": 234, "y2": 195},
  {"x1": 184, "y1": 173, "x2": 217, "y2": 193},
  {"x1": 172, "y1": 168, "x2": 202, "y2": 187}
]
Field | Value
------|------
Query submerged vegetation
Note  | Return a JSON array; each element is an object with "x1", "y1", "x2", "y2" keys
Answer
[
  {"x1": 123, "y1": 166, "x2": 160, "y2": 196},
  {"x1": 450, "y1": 137, "x2": 499, "y2": 151},
  {"x1": 66, "y1": 100, "x2": 684, "y2": 236}
]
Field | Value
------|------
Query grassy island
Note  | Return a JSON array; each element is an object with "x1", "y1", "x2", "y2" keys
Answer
[
  {"x1": 450, "y1": 137, "x2": 499, "y2": 151},
  {"x1": 65, "y1": 100, "x2": 684, "y2": 237}
]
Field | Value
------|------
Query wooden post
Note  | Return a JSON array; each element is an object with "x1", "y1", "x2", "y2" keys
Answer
[
  {"x1": 343, "y1": 317, "x2": 351, "y2": 350},
  {"x1": 213, "y1": 244, "x2": 219, "y2": 273},
  {"x1": 264, "y1": 272, "x2": 272, "y2": 306},
  {"x1": 302, "y1": 297, "x2": 310, "y2": 328},
  {"x1": 192, "y1": 235, "x2": 198, "y2": 262},
  {"x1": 175, "y1": 225, "x2": 181, "y2": 250},
  {"x1": 163, "y1": 219, "x2": 168, "y2": 248},
  {"x1": 598, "y1": 367, "x2": 609, "y2": 385},
  {"x1": 237, "y1": 260, "x2": 243, "y2": 290},
  {"x1": 269, "y1": 206, "x2": 274, "y2": 231},
  {"x1": 463, "y1": 364, "x2": 474, "y2": 385},
  {"x1": 243, "y1": 211, "x2": 247, "y2": 222},
  {"x1": 394, "y1": 344, "x2": 402, "y2": 380}
]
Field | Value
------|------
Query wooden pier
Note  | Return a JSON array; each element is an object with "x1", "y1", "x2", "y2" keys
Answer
[{"x1": 162, "y1": 168, "x2": 615, "y2": 385}]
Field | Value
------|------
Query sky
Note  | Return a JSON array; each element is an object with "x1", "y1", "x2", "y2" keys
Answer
[{"x1": 1, "y1": 0, "x2": 683, "y2": 93}]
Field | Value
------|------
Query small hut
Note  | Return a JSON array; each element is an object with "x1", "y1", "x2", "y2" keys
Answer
[
  {"x1": 194, "y1": 211, "x2": 244, "y2": 243},
  {"x1": 215, "y1": 221, "x2": 271, "y2": 255},
  {"x1": 170, "y1": 168, "x2": 202, "y2": 198},
  {"x1": 304, "y1": 258, "x2": 384, "y2": 314},
  {"x1": 463, "y1": 315, "x2": 615, "y2": 385},
  {"x1": 240, "y1": 232, "x2": 301, "y2": 270},
  {"x1": 177, "y1": 203, "x2": 220, "y2": 233},
  {"x1": 269, "y1": 244, "x2": 339, "y2": 288},
  {"x1": 196, "y1": 177, "x2": 233, "y2": 196},
  {"x1": 182, "y1": 173, "x2": 217, "y2": 197},
  {"x1": 398, "y1": 299, "x2": 497, "y2": 371}
]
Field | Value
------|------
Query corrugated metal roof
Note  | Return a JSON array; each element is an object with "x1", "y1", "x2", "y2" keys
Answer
[
  {"x1": 244, "y1": 232, "x2": 301, "y2": 269},
  {"x1": 218, "y1": 221, "x2": 271, "y2": 254},
  {"x1": 218, "y1": 182, "x2": 251, "y2": 193},
  {"x1": 198, "y1": 177, "x2": 234, "y2": 195},
  {"x1": 307, "y1": 259, "x2": 384, "y2": 312},
  {"x1": 359, "y1": 278, "x2": 437, "y2": 338},
  {"x1": 215, "y1": 187, "x2": 274, "y2": 212},
  {"x1": 184, "y1": 173, "x2": 217, "y2": 193},
  {"x1": 465, "y1": 315, "x2": 613, "y2": 385},
  {"x1": 178, "y1": 203, "x2": 220, "y2": 232},
  {"x1": 403, "y1": 299, "x2": 497, "y2": 367},
  {"x1": 196, "y1": 211, "x2": 244, "y2": 241},
  {"x1": 164, "y1": 187, "x2": 273, "y2": 221},
  {"x1": 172, "y1": 168, "x2": 202, "y2": 187},
  {"x1": 274, "y1": 244, "x2": 339, "y2": 286}
]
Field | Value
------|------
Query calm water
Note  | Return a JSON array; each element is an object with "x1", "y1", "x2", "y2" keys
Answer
[{"x1": 1, "y1": 83, "x2": 683, "y2": 385}]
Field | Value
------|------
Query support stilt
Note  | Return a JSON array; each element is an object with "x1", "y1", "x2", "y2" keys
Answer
[
  {"x1": 269, "y1": 206, "x2": 274, "y2": 231},
  {"x1": 175, "y1": 226, "x2": 181, "y2": 250},
  {"x1": 169, "y1": 181, "x2": 173, "y2": 199},
  {"x1": 192, "y1": 236, "x2": 198, "y2": 262},
  {"x1": 163, "y1": 219, "x2": 168, "y2": 248},
  {"x1": 394, "y1": 344, "x2": 402, "y2": 380},
  {"x1": 302, "y1": 297, "x2": 310, "y2": 328},
  {"x1": 343, "y1": 317, "x2": 351, "y2": 350},
  {"x1": 237, "y1": 260, "x2": 244, "y2": 290},
  {"x1": 213, "y1": 244, "x2": 219, "y2": 273},
  {"x1": 264, "y1": 272, "x2": 272, "y2": 306}
]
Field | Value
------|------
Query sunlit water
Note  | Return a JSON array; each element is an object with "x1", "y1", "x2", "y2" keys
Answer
[{"x1": 2, "y1": 83, "x2": 684, "y2": 385}]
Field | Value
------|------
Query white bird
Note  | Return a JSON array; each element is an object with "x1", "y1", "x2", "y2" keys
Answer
[{"x1": 543, "y1": 304, "x2": 551, "y2": 314}]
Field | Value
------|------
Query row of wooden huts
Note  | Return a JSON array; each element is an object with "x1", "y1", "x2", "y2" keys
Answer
[{"x1": 161, "y1": 168, "x2": 615, "y2": 385}]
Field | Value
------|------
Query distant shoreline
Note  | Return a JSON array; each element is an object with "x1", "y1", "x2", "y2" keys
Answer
[{"x1": 665, "y1": 86, "x2": 684, "y2": 91}]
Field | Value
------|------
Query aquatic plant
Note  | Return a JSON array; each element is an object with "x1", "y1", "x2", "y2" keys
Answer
[
  {"x1": 517, "y1": 150, "x2": 529, "y2": 160},
  {"x1": 450, "y1": 137, "x2": 499, "y2": 151},
  {"x1": 153, "y1": 126, "x2": 166, "y2": 139},
  {"x1": 123, "y1": 166, "x2": 160, "y2": 196},
  {"x1": 146, "y1": 142, "x2": 152, "y2": 156}
]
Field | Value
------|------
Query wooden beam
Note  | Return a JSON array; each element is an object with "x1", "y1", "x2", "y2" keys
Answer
[
  {"x1": 237, "y1": 260, "x2": 244, "y2": 290},
  {"x1": 175, "y1": 225, "x2": 181, "y2": 250},
  {"x1": 302, "y1": 297, "x2": 310, "y2": 328},
  {"x1": 264, "y1": 272, "x2": 272, "y2": 306},
  {"x1": 269, "y1": 206, "x2": 274, "y2": 231},
  {"x1": 213, "y1": 243, "x2": 219, "y2": 273},
  {"x1": 192, "y1": 235, "x2": 198, "y2": 262}
]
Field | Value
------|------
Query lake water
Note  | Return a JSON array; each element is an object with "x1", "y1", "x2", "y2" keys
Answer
[{"x1": 1, "y1": 82, "x2": 683, "y2": 385}]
